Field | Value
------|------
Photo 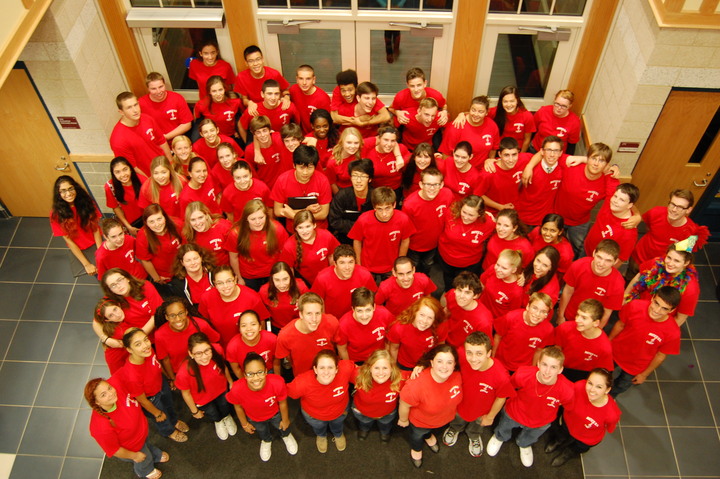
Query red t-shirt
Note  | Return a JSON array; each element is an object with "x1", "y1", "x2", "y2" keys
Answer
[
  {"x1": 193, "y1": 135, "x2": 243, "y2": 170},
  {"x1": 505, "y1": 365, "x2": 574, "y2": 428},
  {"x1": 440, "y1": 160, "x2": 482, "y2": 200},
  {"x1": 516, "y1": 160, "x2": 565, "y2": 226},
  {"x1": 138, "y1": 91, "x2": 192, "y2": 137},
  {"x1": 307, "y1": 134, "x2": 332, "y2": 168},
  {"x1": 188, "y1": 59, "x2": 235, "y2": 100},
  {"x1": 234, "y1": 67, "x2": 289, "y2": 104},
  {"x1": 311, "y1": 265, "x2": 378, "y2": 318},
  {"x1": 258, "y1": 279, "x2": 309, "y2": 329},
  {"x1": 636, "y1": 258, "x2": 700, "y2": 316},
  {"x1": 554, "y1": 164, "x2": 619, "y2": 226},
  {"x1": 479, "y1": 269, "x2": 525, "y2": 320},
  {"x1": 362, "y1": 137, "x2": 411, "y2": 189},
  {"x1": 437, "y1": 212, "x2": 495, "y2": 268},
  {"x1": 444, "y1": 289, "x2": 494, "y2": 349},
  {"x1": 195, "y1": 98, "x2": 243, "y2": 137},
  {"x1": 439, "y1": 119, "x2": 500, "y2": 165},
  {"x1": 175, "y1": 356, "x2": 228, "y2": 406},
  {"x1": 337, "y1": 99, "x2": 386, "y2": 138},
  {"x1": 220, "y1": 179, "x2": 272, "y2": 220},
  {"x1": 323, "y1": 155, "x2": 355, "y2": 190},
  {"x1": 179, "y1": 179, "x2": 222, "y2": 217},
  {"x1": 631, "y1": 206, "x2": 709, "y2": 264},
  {"x1": 244, "y1": 132, "x2": 293, "y2": 189},
  {"x1": 117, "y1": 354, "x2": 163, "y2": 398},
  {"x1": 375, "y1": 273, "x2": 436, "y2": 316},
  {"x1": 386, "y1": 321, "x2": 448, "y2": 369},
  {"x1": 239, "y1": 102, "x2": 300, "y2": 133},
  {"x1": 185, "y1": 273, "x2": 213, "y2": 305},
  {"x1": 481, "y1": 234, "x2": 534, "y2": 271},
  {"x1": 49, "y1": 206, "x2": 101, "y2": 250},
  {"x1": 391, "y1": 87, "x2": 446, "y2": 111},
  {"x1": 275, "y1": 315, "x2": 341, "y2": 375},
  {"x1": 198, "y1": 287, "x2": 270, "y2": 347},
  {"x1": 105, "y1": 178, "x2": 146, "y2": 225},
  {"x1": 89, "y1": 376, "x2": 147, "y2": 457},
  {"x1": 402, "y1": 188, "x2": 454, "y2": 252},
  {"x1": 494, "y1": 309, "x2": 555, "y2": 371},
  {"x1": 289, "y1": 84, "x2": 332, "y2": 133},
  {"x1": 226, "y1": 329, "x2": 278, "y2": 371},
  {"x1": 226, "y1": 373, "x2": 287, "y2": 422},
  {"x1": 528, "y1": 228, "x2": 574, "y2": 276},
  {"x1": 95, "y1": 236, "x2": 146, "y2": 280},
  {"x1": 488, "y1": 106, "x2": 536, "y2": 144},
  {"x1": 280, "y1": 229, "x2": 339, "y2": 284},
  {"x1": 583, "y1": 202, "x2": 638, "y2": 261},
  {"x1": 193, "y1": 219, "x2": 232, "y2": 266},
  {"x1": 532, "y1": 105, "x2": 581, "y2": 152},
  {"x1": 612, "y1": 299, "x2": 681, "y2": 375},
  {"x1": 211, "y1": 162, "x2": 234, "y2": 193},
  {"x1": 287, "y1": 360, "x2": 354, "y2": 420},
  {"x1": 474, "y1": 153, "x2": 531, "y2": 214},
  {"x1": 400, "y1": 368, "x2": 463, "y2": 429},
  {"x1": 121, "y1": 282, "x2": 163, "y2": 330},
  {"x1": 522, "y1": 274, "x2": 561, "y2": 307},
  {"x1": 271, "y1": 170, "x2": 333, "y2": 231},
  {"x1": 456, "y1": 352, "x2": 515, "y2": 422},
  {"x1": 564, "y1": 380, "x2": 621, "y2": 446},
  {"x1": 554, "y1": 321, "x2": 613, "y2": 372},
  {"x1": 110, "y1": 116, "x2": 167, "y2": 176},
  {"x1": 155, "y1": 317, "x2": 220, "y2": 373},
  {"x1": 562, "y1": 257, "x2": 625, "y2": 321},
  {"x1": 351, "y1": 368, "x2": 409, "y2": 418},
  {"x1": 337, "y1": 306, "x2": 394, "y2": 363},
  {"x1": 348, "y1": 210, "x2": 416, "y2": 274},
  {"x1": 401, "y1": 108, "x2": 443, "y2": 150},
  {"x1": 138, "y1": 180, "x2": 185, "y2": 219},
  {"x1": 224, "y1": 221, "x2": 289, "y2": 279},
  {"x1": 134, "y1": 226, "x2": 184, "y2": 279},
  {"x1": 104, "y1": 322, "x2": 131, "y2": 374}
]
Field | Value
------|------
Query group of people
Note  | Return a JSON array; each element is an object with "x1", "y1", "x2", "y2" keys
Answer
[{"x1": 47, "y1": 40, "x2": 711, "y2": 479}]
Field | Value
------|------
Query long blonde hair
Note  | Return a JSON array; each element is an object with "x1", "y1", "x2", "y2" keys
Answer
[
  {"x1": 355, "y1": 349, "x2": 403, "y2": 393},
  {"x1": 149, "y1": 156, "x2": 185, "y2": 204},
  {"x1": 331, "y1": 127, "x2": 363, "y2": 166}
]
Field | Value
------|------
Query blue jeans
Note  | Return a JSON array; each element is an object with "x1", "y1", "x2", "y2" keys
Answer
[
  {"x1": 566, "y1": 221, "x2": 591, "y2": 260},
  {"x1": 408, "y1": 422, "x2": 443, "y2": 452},
  {"x1": 448, "y1": 412, "x2": 486, "y2": 440},
  {"x1": 116, "y1": 439, "x2": 163, "y2": 477},
  {"x1": 143, "y1": 379, "x2": 178, "y2": 437},
  {"x1": 199, "y1": 390, "x2": 233, "y2": 422},
  {"x1": 248, "y1": 411, "x2": 291, "y2": 442},
  {"x1": 351, "y1": 404, "x2": 397, "y2": 435},
  {"x1": 611, "y1": 365, "x2": 635, "y2": 397},
  {"x1": 408, "y1": 248, "x2": 436, "y2": 276},
  {"x1": 493, "y1": 409, "x2": 551, "y2": 448},
  {"x1": 301, "y1": 408, "x2": 347, "y2": 438}
]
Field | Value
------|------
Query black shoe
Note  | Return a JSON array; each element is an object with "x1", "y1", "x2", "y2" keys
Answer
[
  {"x1": 380, "y1": 433, "x2": 391, "y2": 443},
  {"x1": 545, "y1": 439, "x2": 561, "y2": 454},
  {"x1": 551, "y1": 449, "x2": 577, "y2": 467},
  {"x1": 411, "y1": 457, "x2": 422, "y2": 468},
  {"x1": 357, "y1": 430, "x2": 369, "y2": 441},
  {"x1": 428, "y1": 443, "x2": 440, "y2": 453}
]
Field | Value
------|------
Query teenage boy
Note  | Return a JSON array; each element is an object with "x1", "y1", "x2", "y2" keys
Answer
[
  {"x1": 336, "y1": 81, "x2": 392, "y2": 138},
  {"x1": 138, "y1": 72, "x2": 192, "y2": 140},
  {"x1": 289, "y1": 64, "x2": 331, "y2": 133},
  {"x1": 235, "y1": 45, "x2": 290, "y2": 115},
  {"x1": 557, "y1": 239, "x2": 625, "y2": 328},
  {"x1": 95, "y1": 218, "x2": 145, "y2": 280},
  {"x1": 442, "y1": 332, "x2": 514, "y2": 457},
  {"x1": 375, "y1": 257, "x2": 436, "y2": 315},
  {"x1": 627, "y1": 189, "x2": 709, "y2": 280},
  {"x1": 609, "y1": 286, "x2": 682, "y2": 397},
  {"x1": 348, "y1": 187, "x2": 416, "y2": 283},
  {"x1": 328, "y1": 158, "x2": 375, "y2": 245},
  {"x1": 402, "y1": 167, "x2": 454, "y2": 275},
  {"x1": 275, "y1": 292, "x2": 341, "y2": 376},
  {"x1": 486, "y1": 346, "x2": 574, "y2": 467},
  {"x1": 312, "y1": 245, "x2": 378, "y2": 319},
  {"x1": 272, "y1": 145, "x2": 332, "y2": 230},
  {"x1": 442, "y1": 272, "x2": 493, "y2": 349},
  {"x1": 400, "y1": 98, "x2": 443, "y2": 151},
  {"x1": 475, "y1": 137, "x2": 531, "y2": 214},
  {"x1": 330, "y1": 69, "x2": 359, "y2": 123},
  {"x1": 239, "y1": 80, "x2": 300, "y2": 142},
  {"x1": 515, "y1": 135, "x2": 566, "y2": 227},
  {"x1": 336, "y1": 287, "x2": 394, "y2": 363},
  {"x1": 110, "y1": 92, "x2": 172, "y2": 176},
  {"x1": 583, "y1": 183, "x2": 641, "y2": 264},
  {"x1": 244, "y1": 116, "x2": 292, "y2": 189},
  {"x1": 220, "y1": 160, "x2": 273, "y2": 223},
  {"x1": 390, "y1": 67, "x2": 448, "y2": 126},
  {"x1": 554, "y1": 299, "x2": 614, "y2": 382}
]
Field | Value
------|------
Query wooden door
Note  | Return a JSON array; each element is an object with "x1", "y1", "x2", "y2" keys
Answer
[
  {"x1": 0, "y1": 68, "x2": 81, "y2": 217},
  {"x1": 632, "y1": 90, "x2": 720, "y2": 212}
]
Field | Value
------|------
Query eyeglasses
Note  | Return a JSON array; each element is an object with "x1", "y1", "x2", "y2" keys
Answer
[
  {"x1": 192, "y1": 348, "x2": 213, "y2": 358},
  {"x1": 245, "y1": 370, "x2": 267, "y2": 378},
  {"x1": 668, "y1": 201, "x2": 689, "y2": 211},
  {"x1": 553, "y1": 102, "x2": 570, "y2": 110},
  {"x1": 422, "y1": 182, "x2": 442, "y2": 189},
  {"x1": 108, "y1": 277, "x2": 129, "y2": 289},
  {"x1": 247, "y1": 58, "x2": 263, "y2": 65},
  {"x1": 351, "y1": 174, "x2": 369, "y2": 180},
  {"x1": 543, "y1": 148, "x2": 562, "y2": 154},
  {"x1": 59, "y1": 187, "x2": 76, "y2": 195},
  {"x1": 215, "y1": 279, "x2": 236, "y2": 287},
  {"x1": 166, "y1": 310, "x2": 188, "y2": 320}
]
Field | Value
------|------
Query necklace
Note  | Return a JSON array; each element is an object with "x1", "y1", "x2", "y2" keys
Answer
[{"x1": 535, "y1": 372, "x2": 557, "y2": 398}]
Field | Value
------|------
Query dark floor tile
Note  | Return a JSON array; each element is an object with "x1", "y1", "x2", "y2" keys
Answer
[
  {"x1": 11, "y1": 217, "x2": 53, "y2": 247},
  {"x1": 35, "y1": 364, "x2": 92, "y2": 408},
  {"x1": 5, "y1": 321, "x2": 60, "y2": 362},
  {"x1": 0, "y1": 406, "x2": 31, "y2": 453},
  {"x1": 49, "y1": 235, "x2": 66, "y2": 248},
  {"x1": 655, "y1": 339, "x2": 702, "y2": 381},
  {"x1": 695, "y1": 265, "x2": 717, "y2": 301},
  {"x1": 66, "y1": 408, "x2": 104, "y2": 459},
  {"x1": 0, "y1": 218, "x2": 19, "y2": 246},
  {"x1": 9, "y1": 455, "x2": 62, "y2": 479},
  {"x1": 21, "y1": 284, "x2": 73, "y2": 321},
  {"x1": 0, "y1": 362, "x2": 45, "y2": 405},
  {"x1": 659, "y1": 382, "x2": 714, "y2": 426},
  {"x1": 702, "y1": 241, "x2": 720, "y2": 265},
  {"x1": 35, "y1": 249, "x2": 74, "y2": 283},
  {"x1": 580, "y1": 426, "x2": 627, "y2": 476},
  {"x1": 616, "y1": 382, "x2": 667, "y2": 426},
  {"x1": 706, "y1": 382, "x2": 720, "y2": 420},
  {"x1": 0, "y1": 283, "x2": 32, "y2": 319},
  {"x1": 688, "y1": 301, "x2": 720, "y2": 339},
  {"x1": 621, "y1": 427, "x2": 678, "y2": 476},
  {"x1": 75, "y1": 273, "x2": 99, "y2": 285},
  {"x1": 63, "y1": 285, "x2": 103, "y2": 323},
  {"x1": 0, "y1": 320, "x2": 18, "y2": 358},
  {"x1": 693, "y1": 340, "x2": 720, "y2": 381},
  {"x1": 60, "y1": 457, "x2": 103, "y2": 479},
  {"x1": 49, "y1": 323, "x2": 98, "y2": 364},
  {"x1": 0, "y1": 248, "x2": 44, "y2": 282},
  {"x1": 18, "y1": 407, "x2": 76, "y2": 456},
  {"x1": 671, "y1": 427, "x2": 720, "y2": 476}
]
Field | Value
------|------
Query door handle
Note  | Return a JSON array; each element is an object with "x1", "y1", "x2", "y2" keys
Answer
[
  {"x1": 693, "y1": 179, "x2": 708, "y2": 187},
  {"x1": 55, "y1": 157, "x2": 70, "y2": 171}
]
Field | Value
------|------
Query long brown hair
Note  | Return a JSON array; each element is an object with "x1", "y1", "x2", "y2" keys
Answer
[
  {"x1": 267, "y1": 261, "x2": 302, "y2": 307},
  {"x1": 292, "y1": 210, "x2": 316, "y2": 267},
  {"x1": 93, "y1": 297, "x2": 124, "y2": 338},
  {"x1": 142, "y1": 204, "x2": 183, "y2": 255},
  {"x1": 185, "y1": 332, "x2": 225, "y2": 393},
  {"x1": 148, "y1": 156, "x2": 185, "y2": 204},
  {"x1": 172, "y1": 243, "x2": 216, "y2": 279},
  {"x1": 100, "y1": 268, "x2": 147, "y2": 308},
  {"x1": 235, "y1": 200, "x2": 280, "y2": 259}
]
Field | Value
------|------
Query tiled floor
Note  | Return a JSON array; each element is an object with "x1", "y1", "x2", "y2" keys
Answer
[{"x1": 0, "y1": 216, "x2": 718, "y2": 479}]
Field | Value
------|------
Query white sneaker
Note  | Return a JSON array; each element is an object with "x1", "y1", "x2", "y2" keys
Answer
[
  {"x1": 519, "y1": 446, "x2": 534, "y2": 467},
  {"x1": 214, "y1": 420, "x2": 228, "y2": 440},
  {"x1": 223, "y1": 415, "x2": 238, "y2": 436},
  {"x1": 282, "y1": 433, "x2": 299, "y2": 455},
  {"x1": 486, "y1": 435, "x2": 503, "y2": 457},
  {"x1": 260, "y1": 440, "x2": 272, "y2": 462}
]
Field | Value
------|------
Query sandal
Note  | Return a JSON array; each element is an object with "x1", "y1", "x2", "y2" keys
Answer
[
  {"x1": 175, "y1": 420, "x2": 189, "y2": 433},
  {"x1": 169, "y1": 430, "x2": 188, "y2": 442},
  {"x1": 146, "y1": 468, "x2": 162, "y2": 479},
  {"x1": 159, "y1": 451, "x2": 170, "y2": 463}
]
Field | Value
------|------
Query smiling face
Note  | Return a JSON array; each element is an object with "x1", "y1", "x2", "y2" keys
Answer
[
  {"x1": 574, "y1": 309, "x2": 598, "y2": 334},
  {"x1": 314, "y1": 356, "x2": 338, "y2": 385},
  {"x1": 217, "y1": 147, "x2": 236, "y2": 169},
  {"x1": 420, "y1": 173, "x2": 443, "y2": 201},
  {"x1": 501, "y1": 92, "x2": 518, "y2": 114},
  {"x1": 407, "y1": 77, "x2": 427, "y2": 100},
  {"x1": 181, "y1": 250, "x2": 203, "y2": 275},
  {"x1": 412, "y1": 305, "x2": 435, "y2": 331},
  {"x1": 664, "y1": 250, "x2": 690, "y2": 275},
  {"x1": 370, "y1": 358, "x2": 393, "y2": 384},
  {"x1": 272, "y1": 269, "x2": 291, "y2": 293},
  {"x1": 609, "y1": 189, "x2": 632, "y2": 215},
  {"x1": 532, "y1": 253, "x2": 552, "y2": 279},
  {"x1": 262, "y1": 86, "x2": 281, "y2": 108},
  {"x1": 190, "y1": 342, "x2": 214, "y2": 367},
  {"x1": 352, "y1": 303, "x2": 375, "y2": 325},
  {"x1": 430, "y1": 351, "x2": 455, "y2": 381},
  {"x1": 209, "y1": 81, "x2": 225, "y2": 103},
  {"x1": 93, "y1": 381, "x2": 118, "y2": 410},
  {"x1": 495, "y1": 215, "x2": 517, "y2": 239},
  {"x1": 165, "y1": 302, "x2": 189, "y2": 332},
  {"x1": 342, "y1": 133, "x2": 361, "y2": 157},
  {"x1": 239, "y1": 313, "x2": 261, "y2": 344},
  {"x1": 465, "y1": 343, "x2": 490, "y2": 371},
  {"x1": 214, "y1": 270, "x2": 237, "y2": 298},
  {"x1": 312, "y1": 117, "x2": 329, "y2": 140},
  {"x1": 453, "y1": 148, "x2": 472, "y2": 171},
  {"x1": 498, "y1": 148, "x2": 519, "y2": 170},
  {"x1": 339, "y1": 84, "x2": 356, "y2": 103},
  {"x1": 244, "y1": 359, "x2": 267, "y2": 391},
  {"x1": 585, "y1": 372, "x2": 611, "y2": 403},
  {"x1": 357, "y1": 93, "x2": 377, "y2": 114},
  {"x1": 200, "y1": 45, "x2": 218, "y2": 67},
  {"x1": 591, "y1": 250, "x2": 616, "y2": 276},
  {"x1": 377, "y1": 132, "x2": 397, "y2": 154},
  {"x1": 494, "y1": 256, "x2": 517, "y2": 280},
  {"x1": 112, "y1": 163, "x2": 133, "y2": 185},
  {"x1": 542, "y1": 141, "x2": 562, "y2": 166},
  {"x1": 104, "y1": 226, "x2": 126, "y2": 249},
  {"x1": 468, "y1": 102, "x2": 488, "y2": 125},
  {"x1": 173, "y1": 139, "x2": 192, "y2": 162},
  {"x1": 126, "y1": 330, "x2": 152, "y2": 358},
  {"x1": 147, "y1": 79, "x2": 167, "y2": 102},
  {"x1": 152, "y1": 165, "x2": 171, "y2": 186},
  {"x1": 393, "y1": 262, "x2": 415, "y2": 289},
  {"x1": 648, "y1": 295, "x2": 675, "y2": 321},
  {"x1": 145, "y1": 212, "x2": 167, "y2": 234},
  {"x1": 58, "y1": 181, "x2": 76, "y2": 204},
  {"x1": 540, "y1": 221, "x2": 561, "y2": 244},
  {"x1": 586, "y1": 154, "x2": 608, "y2": 176},
  {"x1": 245, "y1": 51, "x2": 264, "y2": 75},
  {"x1": 295, "y1": 220, "x2": 316, "y2": 242},
  {"x1": 189, "y1": 161, "x2": 208, "y2": 185},
  {"x1": 460, "y1": 204, "x2": 481, "y2": 225},
  {"x1": 296, "y1": 69, "x2": 316, "y2": 93},
  {"x1": 454, "y1": 286, "x2": 479, "y2": 310},
  {"x1": 667, "y1": 195, "x2": 691, "y2": 222},
  {"x1": 299, "y1": 302, "x2": 323, "y2": 332},
  {"x1": 246, "y1": 209, "x2": 267, "y2": 232},
  {"x1": 189, "y1": 210, "x2": 209, "y2": 233},
  {"x1": 524, "y1": 299, "x2": 550, "y2": 326},
  {"x1": 417, "y1": 106, "x2": 438, "y2": 127},
  {"x1": 232, "y1": 167, "x2": 252, "y2": 191},
  {"x1": 200, "y1": 123, "x2": 219, "y2": 144},
  {"x1": 253, "y1": 127, "x2": 271, "y2": 145},
  {"x1": 334, "y1": 255, "x2": 355, "y2": 280},
  {"x1": 537, "y1": 355, "x2": 563, "y2": 385}
]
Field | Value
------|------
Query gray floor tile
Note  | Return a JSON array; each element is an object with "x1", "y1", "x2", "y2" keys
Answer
[
  {"x1": 702, "y1": 241, "x2": 720, "y2": 265},
  {"x1": 49, "y1": 323, "x2": 98, "y2": 364},
  {"x1": 34, "y1": 364, "x2": 92, "y2": 408},
  {"x1": 621, "y1": 427, "x2": 679, "y2": 476},
  {"x1": 0, "y1": 283, "x2": 32, "y2": 319},
  {"x1": 66, "y1": 409, "x2": 104, "y2": 459},
  {"x1": 35, "y1": 249, "x2": 74, "y2": 283},
  {"x1": 616, "y1": 382, "x2": 667, "y2": 426},
  {"x1": 0, "y1": 362, "x2": 45, "y2": 405},
  {"x1": 659, "y1": 382, "x2": 714, "y2": 426},
  {"x1": 655, "y1": 339, "x2": 702, "y2": 381},
  {"x1": 0, "y1": 406, "x2": 31, "y2": 454},
  {"x1": 688, "y1": 301, "x2": 720, "y2": 339},
  {"x1": 89, "y1": 363, "x2": 110, "y2": 381},
  {"x1": 18, "y1": 407, "x2": 76, "y2": 456},
  {"x1": 21, "y1": 284, "x2": 73, "y2": 321},
  {"x1": 0, "y1": 248, "x2": 45, "y2": 282},
  {"x1": 0, "y1": 218, "x2": 19, "y2": 246},
  {"x1": 0, "y1": 320, "x2": 18, "y2": 359},
  {"x1": 11, "y1": 217, "x2": 53, "y2": 248},
  {"x1": 581, "y1": 427, "x2": 627, "y2": 476},
  {"x1": 92, "y1": 347, "x2": 109, "y2": 370},
  {"x1": 75, "y1": 273, "x2": 99, "y2": 285},
  {"x1": 49, "y1": 235, "x2": 67, "y2": 248},
  {"x1": 4, "y1": 321, "x2": 60, "y2": 362},
  {"x1": 63, "y1": 285, "x2": 103, "y2": 323},
  {"x1": 670, "y1": 427, "x2": 720, "y2": 476},
  {"x1": 693, "y1": 340, "x2": 720, "y2": 381},
  {"x1": 706, "y1": 382, "x2": 720, "y2": 420},
  {"x1": 9, "y1": 455, "x2": 62, "y2": 479},
  {"x1": 696, "y1": 265, "x2": 717, "y2": 301},
  {"x1": 59, "y1": 457, "x2": 103, "y2": 479}
]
